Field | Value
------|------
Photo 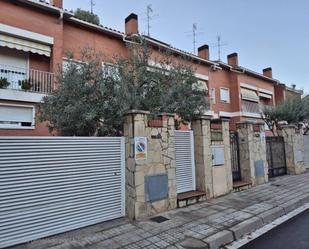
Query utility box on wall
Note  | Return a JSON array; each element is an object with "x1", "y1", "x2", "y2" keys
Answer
[
  {"x1": 212, "y1": 145, "x2": 225, "y2": 166},
  {"x1": 144, "y1": 174, "x2": 168, "y2": 202}
]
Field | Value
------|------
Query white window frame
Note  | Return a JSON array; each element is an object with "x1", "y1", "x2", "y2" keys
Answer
[
  {"x1": 0, "y1": 103, "x2": 35, "y2": 129},
  {"x1": 220, "y1": 87, "x2": 230, "y2": 103}
]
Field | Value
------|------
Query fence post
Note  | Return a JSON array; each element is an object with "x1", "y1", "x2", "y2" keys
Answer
[
  {"x1": 123, "y1": 110, "x2": 177, "y2": 220},
  {"x1": 237, "y1": 122, "x2": 268, "y2": 186},
  {"x1": 280, "y1": 125, "x2": 306, "y2": 175},
  {"x1": 191, "y1": 115, "x2": 213, "y2": 198},
  {"x1": 221, "y1": 118, "x2": 233, "y2": 193}
]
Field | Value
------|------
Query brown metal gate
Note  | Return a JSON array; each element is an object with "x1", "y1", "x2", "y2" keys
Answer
[
  {"x1": 230, "y1": 132, "x2": 241, "y2": 182},
  {"x1": 266, "y1": 136, "x2": 287, "y2": 177}
]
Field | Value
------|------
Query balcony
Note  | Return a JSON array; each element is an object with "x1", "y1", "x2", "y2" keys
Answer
[
  {"x1": 241, "y1": 100, "x2": 261, "y2": 114},
  {"x1": 0, "y1": 64, "x2": 55, "y2": 94}
]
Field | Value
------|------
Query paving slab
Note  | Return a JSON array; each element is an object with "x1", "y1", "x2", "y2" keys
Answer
[{"x1": 8, "y1": 172, "x2": 309, "y2": 249}]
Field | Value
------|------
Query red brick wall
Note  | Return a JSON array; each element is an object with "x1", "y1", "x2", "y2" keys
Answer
[
  {"x1": 63, "y1": 22, "x2": 127, "y2": 61},
  {"x1": 0, "y1": 1, "x2": 63, "y2": 72},
  {"x1": 29, "y1": 54, "x2": 51, "y2": 72}
]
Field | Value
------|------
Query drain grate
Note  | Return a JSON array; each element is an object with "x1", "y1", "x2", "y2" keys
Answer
[{"x1": 150, "y1": 216, "x2": 169, "y2": 223}]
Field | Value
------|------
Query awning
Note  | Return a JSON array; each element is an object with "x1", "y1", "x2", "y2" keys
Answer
[
  {"x1": 0, "y1": 34, "x2": 51, "y2": 57},
  {"x1": 192, "y1": 80, "x2": 208, "y2": 92},
  {"x1": 241, "y1": 87, "x2": 259, "y2": 102},
  {"x1": 259, "y1": 92, "x2": 272, "y2": 99}
]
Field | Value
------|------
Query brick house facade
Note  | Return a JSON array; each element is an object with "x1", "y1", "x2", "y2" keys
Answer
[{"x1": 0, "y1": 0, "x2": 302, "y2": 136}]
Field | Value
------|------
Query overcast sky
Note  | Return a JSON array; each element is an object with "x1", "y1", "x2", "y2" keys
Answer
[{"x1": 64, "y1": 0, "x2": 309, "y2": 93}]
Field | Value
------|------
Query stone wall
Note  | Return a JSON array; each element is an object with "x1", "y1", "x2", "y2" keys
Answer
[
  {"x1": 279, "y1": 125, "x2": 306, "y2": 175},
  {"x1": 192, "y1": 117, "x2": 233, "y2": 198},
  {"x1": 237, "y1": 122, "x2": 268, "y2": 186},
  {"x1": 124, "y1": 111, "x2": 177, "y2": 220}
]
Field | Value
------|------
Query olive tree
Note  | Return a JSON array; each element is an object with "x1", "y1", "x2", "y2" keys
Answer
[
  {"x1": 262, "y1": 98, "x2": 309, "y2": 136},
  {"x1": 40, "y1": 40, "x2": 209, "y2": 136}
]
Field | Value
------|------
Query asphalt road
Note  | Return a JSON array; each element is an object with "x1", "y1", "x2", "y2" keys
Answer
[{"x1": 240, "y1": 209, "x2": 309, "y2": 249}]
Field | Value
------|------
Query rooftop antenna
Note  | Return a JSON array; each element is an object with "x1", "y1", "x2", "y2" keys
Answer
[
  {"x1": 144, "y1": 4, "x2": 159, "y2": 36},
  {"x1": 186, "y1": 23, "x2": 203, "y2": 54},
  {"x1": 212, "y1": 35, "x2": 228, "y2": 61},
  {"x1": 146, "y1": 5, "x2": 153, "y2": 36},
  {"x1": 193, "y1": 23, "x2": 197, "y2": 54},
  {"x1": 90, "y1": 0, "x2": 95, "y2": 14}
]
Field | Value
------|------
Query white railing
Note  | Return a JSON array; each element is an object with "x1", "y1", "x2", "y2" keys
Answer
[
  {"x1": 0, "y1": 64, "x2": 54, "y2": 94},
  {"x1": 241, "y1": 100, "x2": 261, "y2": 114}
]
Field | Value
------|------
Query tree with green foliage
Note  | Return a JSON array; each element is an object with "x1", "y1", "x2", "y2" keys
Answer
[
  {"x1": 262, "y1": 98, "x2": 309, "y2": 136},
  {"x1": 40, "y1": 40, "x2": 209, "y2": 136},
  {"x1": 74, "y1": 8, "x2": 100, "y2": 25}
]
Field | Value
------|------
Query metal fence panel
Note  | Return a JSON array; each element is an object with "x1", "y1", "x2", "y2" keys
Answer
[
  {"x1": 175, "y1": 131, "x2": 196, "y2": 194},
  {"x1": 304, "y1": 135, "x2": 309, "y2": 168},
  {"x1": 266, "y1": 136, "x2": 287, "y2": 177},
  {"x1": 0, "y1": 137, "x2": 125, "y2": 248}
]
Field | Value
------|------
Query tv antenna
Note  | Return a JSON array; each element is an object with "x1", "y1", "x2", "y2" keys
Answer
[
  {"x1": 186, "y1": 23, "x2": 203, "y2": 54},
  {"x1": 144, "y1": 4, "x2": 158, "y2": 36},
  {"x1": 212, "y1": 35, "x2": 228, "y2": 61},
  {"x1": 90, "y1": 0, "x2": 95, "y2": 14}
]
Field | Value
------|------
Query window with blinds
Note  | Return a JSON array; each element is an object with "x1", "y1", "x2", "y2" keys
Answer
[{"x1": 0, "y1": 105, "x2": 34, "y2": 128}]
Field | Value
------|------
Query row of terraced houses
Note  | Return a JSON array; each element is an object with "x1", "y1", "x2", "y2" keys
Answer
[{"x1": 0, "y1": 0, "x2": 303, "y2": 136}]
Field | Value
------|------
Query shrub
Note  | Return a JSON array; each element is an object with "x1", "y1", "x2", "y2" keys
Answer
[
  {"x1": 0, "y1": 77, "x2": 10, "y2": 89},
  {"x1": 18, "y1": 79, "x2": 32, "y2": 91},
  {"x1": 74, "y1": 8, "x2": 100, "y2": 25}
]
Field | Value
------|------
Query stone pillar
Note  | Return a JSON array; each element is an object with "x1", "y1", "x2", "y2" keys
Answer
[
  {"x1": 222, "y1": 119, "x2": 233, "y2": 192},
  {"x1": 237, "y1": 122, "x2": 268, "y2": 186},
  {"x1": 191, "y1": 116, "x2": 213, "y2": 198},
  {"x1": 123, "y1": 110, "x2": 177, "y2": 220},
  {"x1": 279, "y1": 125, "x2": 306, "y2": 175}
]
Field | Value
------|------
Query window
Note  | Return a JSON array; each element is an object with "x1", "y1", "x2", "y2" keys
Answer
[
  {"x1": 0, "y1": 105, "x2": 35, "y2": 129},
  {"x1": 220, "y1": 88, "x2": 230, "y2": 103}
]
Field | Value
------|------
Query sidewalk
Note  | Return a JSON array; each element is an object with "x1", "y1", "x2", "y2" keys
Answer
[{"x1": 11, "y1": 171, "x2": 309, "y2": 249}]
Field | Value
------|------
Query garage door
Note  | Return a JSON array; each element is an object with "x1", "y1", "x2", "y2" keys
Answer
[
  {"x1": 0, "y1": 137, "x2": 125, "y2": 248},
  {"x1": 175, "y1": 131, "x2": 196, "y2": 194}
]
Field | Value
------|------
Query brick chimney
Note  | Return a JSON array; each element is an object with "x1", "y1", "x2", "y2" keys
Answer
[
  {"x1": 125, "y1": 13, "x2": 138, "y2": 35},
  {"x1": 198, "y1": 44, "x2": 209, "y2": 60},
  {"x1": 263, "y1": 67, "x2": 273, "y2": 78},
  {"x1": 51, "y1": 0, "x2": 63, "y2": 8},
  {"x1": 227, "y1": 53, "x2": 238, "y2": 66}
]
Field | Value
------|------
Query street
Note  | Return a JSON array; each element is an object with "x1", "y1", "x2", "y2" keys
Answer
[{"x1": 240, "y1": 209, "x2": 309, "y2": 249}]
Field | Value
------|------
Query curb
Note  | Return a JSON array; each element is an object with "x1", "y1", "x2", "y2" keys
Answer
[{"x1": 202, "y1": 194, "x2": 309, "y2": 249}]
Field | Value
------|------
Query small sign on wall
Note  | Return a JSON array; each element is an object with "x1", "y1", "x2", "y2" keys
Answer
[{"x1": 135, "y1": 137, "x2": 147, "y2": 160}]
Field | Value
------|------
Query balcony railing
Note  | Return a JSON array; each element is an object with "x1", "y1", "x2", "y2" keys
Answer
[
  {"x1": 241, "y1": 100, "x2": 261, "y2": 114},
  {"x1": 0, "y1": 64, "x2": 55, "y2": 94}
]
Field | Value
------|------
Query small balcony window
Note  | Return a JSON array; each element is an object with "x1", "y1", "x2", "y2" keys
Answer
[{"x1": 220, "y1": 87, "x2": 230, "y2": 103}]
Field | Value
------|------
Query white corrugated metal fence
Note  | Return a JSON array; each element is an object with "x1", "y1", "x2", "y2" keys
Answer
[
  {"x1": 0, "y1": 137, "x2": 125, "y2": 248},
  {"x1": 175, "y1": 131, "x2": 196, "y2": 194},
  {"x1": 304, "y1": 135, "x2": 309, "y2": 168}
]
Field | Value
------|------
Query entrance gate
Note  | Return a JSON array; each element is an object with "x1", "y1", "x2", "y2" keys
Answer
[
  {"x1": 266, "y1": 136, "x2": 287, "y2": 177},
  {"x1": 175, "y1": 131, "x2": 196, "y2": 194},
  {"x1": 0, "y1": 137, "x2": 125, "y2": 248},
  {"x1": 230, "y1": 132, "x2": 241, "y2": 182}
]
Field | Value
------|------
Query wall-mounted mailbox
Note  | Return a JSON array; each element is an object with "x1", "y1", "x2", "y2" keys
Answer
[{"x1": 211, "y1": 145, "x2": 225, "y2": 166}]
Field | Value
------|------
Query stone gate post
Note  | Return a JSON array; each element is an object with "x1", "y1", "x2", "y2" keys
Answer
[
  {"x1": 279, "y1": 125, "x2": 306, "y2": 175},
  {"x1": 236, "y1": 122, "x2": 268, "y2": 186},
  {"x1": 191, "y1": 116, "x2": 214, "y2": 198},
  {"x1": 123, "y1": 110, "x2": 177, "y2": 220}
]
